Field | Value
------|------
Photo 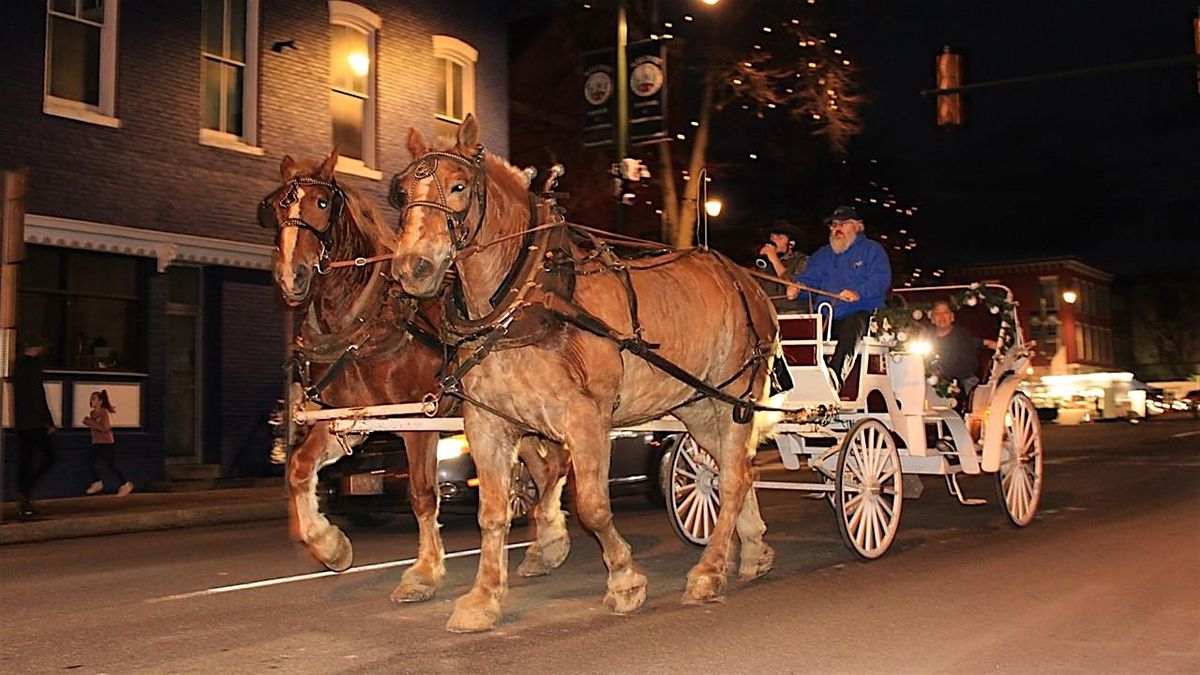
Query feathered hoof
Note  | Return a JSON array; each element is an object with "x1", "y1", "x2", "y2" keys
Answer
[
  {"x1": 602, "y1": 568, "x2": 647, "y2": 614},
  {"x1": 309, "y1": 526, "x2": 353, "y2": 572},
  {"x1": 738, "y1": 542, "x2": 775, "y2": 581},
  {"x1": 445, "y1": 594, "x2": 502, "y2": 633},
  {"x1": 681, "y1": 569, "x2": 726, "y2": 605},
  {"x1": 517, "y1": 535, "x2": 570, "y2": 577},
  {"x1": 391, "y1": 568, "x2": 440, "y2": 603}
]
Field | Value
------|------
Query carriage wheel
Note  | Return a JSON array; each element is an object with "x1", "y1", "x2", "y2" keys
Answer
[
  {"x1": 666, "y1": 434, "x2": 721, "y2": 547},
  {"x1": 994, "y1": 392, "x2": 1044, "y2": 527},
  {"x1": 509, "y1": 460, "x2": 539, "y2": 525},
  {"x1": 834, "y1": 418, "x2": 903, "y2": 560}
]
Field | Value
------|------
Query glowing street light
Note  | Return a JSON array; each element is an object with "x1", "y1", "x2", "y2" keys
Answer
[
  {"x1": 701, "y1": 0, "x2": 720, "y2": 5},
  {"x1": 1061, "y1": 289, "x2": 1078, "y2": 305},
  {"x1": 704, "y1": 198, "x2": 723, "y2": 217}
]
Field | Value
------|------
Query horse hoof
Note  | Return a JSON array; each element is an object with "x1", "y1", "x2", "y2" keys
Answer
[
  {"x1": 310, "y1": 526, "x2": 353, "y2": 572},
  {"x1": 682, "y1": 570, "x2": 726, "y2": 605},
  {"x1": 391, "y1": 569, "x2": 439, "y2": 603},
  {"x1": 517, "y1": 535, "x2": 570, "y2": 577},
  {"x1": 445, "y1": 596, "x2": 501, "y2": 633},
  {"x1": 738, "y1": 543, "x2": 775, "y2": 581},
  {"x1": 602, "y1": 569, "x2": 647, "y2": 614}
]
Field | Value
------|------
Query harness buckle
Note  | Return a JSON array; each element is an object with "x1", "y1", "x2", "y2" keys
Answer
[
  {"x1": 353, "y1": 256, "x2": 368, "y2": 267},
  {"x1": 421, "y1": 391, "x2": 441, "y2": 417}
]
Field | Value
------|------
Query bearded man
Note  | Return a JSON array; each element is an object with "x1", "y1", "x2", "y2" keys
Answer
[{"x1": 787, "y1": 205, "x2": 891, "y2": 389}]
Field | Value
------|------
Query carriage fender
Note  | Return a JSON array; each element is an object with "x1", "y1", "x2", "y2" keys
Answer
[{"x1": 981, "y1": 374, "x2": 1021, "y2": 473}]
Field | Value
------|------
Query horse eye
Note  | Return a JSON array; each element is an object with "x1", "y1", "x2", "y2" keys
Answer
[
  {"x1": 450, "y1": 183, "x2": 466, "y2": 194},
  {"x1": 317, "y1": 198, "x2": 329, "y2": 209}
]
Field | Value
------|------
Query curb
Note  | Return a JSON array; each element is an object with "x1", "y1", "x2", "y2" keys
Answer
[{"x1": 0, "y1": 500, "x2": 288, "y2": 545}]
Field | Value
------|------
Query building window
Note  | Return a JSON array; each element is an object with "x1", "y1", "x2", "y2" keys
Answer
[
  {"x1": 44, "y1": 0, "x2": 119, "y2": 127},
  {"x1": 432, "y1": 35, "x2": 477, "y2": 136},
  {"x1": 17, "y1": 246, "x2": 144, "y2": 372},
  {"x1": 329, "y1": 2, "x2": 380, "y2": 178},
  {"x1": 200, "y1": 0, "x2": 260, "y2": 152}
]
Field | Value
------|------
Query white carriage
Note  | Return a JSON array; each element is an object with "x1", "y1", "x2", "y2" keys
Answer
[{"x1": 664, "y1": 283, "x2": 1045, "y2": 559}]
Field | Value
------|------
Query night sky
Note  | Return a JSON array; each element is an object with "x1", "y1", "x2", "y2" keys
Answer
[{"x1": 826, "y1": 0, "x2": 1199, "y2": 279}]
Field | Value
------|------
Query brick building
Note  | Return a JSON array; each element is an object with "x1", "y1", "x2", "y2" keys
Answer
[
  {"x1": 952, "y1": 258, "x2": 1116, "y2": 376},
  {"x1": 1, "y1": 0, "x2": 508, "y2": 498}
]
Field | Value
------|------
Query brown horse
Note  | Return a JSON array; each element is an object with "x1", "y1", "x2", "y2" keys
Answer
[
  {"x1": 260, "y1": 150, "x2": 571, "y2": 603},
  {"x1": 388, "y1": 116, "x2": 779, "y2": 632}
]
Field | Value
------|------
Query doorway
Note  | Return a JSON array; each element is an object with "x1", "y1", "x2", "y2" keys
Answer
[{"x1": 165, "y1": 266, "x2": 202, "y2": 462}]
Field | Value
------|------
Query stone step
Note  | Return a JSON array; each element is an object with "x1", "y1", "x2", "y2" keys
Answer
[{"x1": 145, "y1": 476, "x2": 284, "y2": 493}]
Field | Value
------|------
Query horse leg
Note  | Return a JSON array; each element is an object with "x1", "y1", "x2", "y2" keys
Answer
[
  {"x1": 673, "y1": 402, "x2": 764, "y2": 604},
  {"x1": 734, "y1": 471, "x2": 774, "y2": 581},
  {"x1": 566, "y1": 414, "x2": 647, "y2": 614},
  {"x1": 287, "y1": 422, "x2": 354, "y2": 571},
  {"x1": 516, "y1": 436, "x2": 572, "y2": 577},
  {"x1": 445, "y1": 413, "x2": 519, "y2": 633},
  {"x1": 391, "y1": 431, "x2": 445, "y2": 602}
]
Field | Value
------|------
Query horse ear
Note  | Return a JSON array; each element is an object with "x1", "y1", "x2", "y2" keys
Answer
[
  {"x1": 280, "y1": 155, "x2": 299, "y2": 180},
  {"x1": 408, "y1": 128, "x2": 427, "y2": 159},
  {"x1": 317, "y1": 149, "x2": 338, "y2": 180},
  {"x1": 456, "y1": 114, "x2": 479, "y2": 151}
]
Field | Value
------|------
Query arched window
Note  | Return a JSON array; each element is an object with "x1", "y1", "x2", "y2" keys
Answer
[
  {"x1": 329, "y1": 1, "x2": 380, "y2": 178},
  {"x1": 432, "y1": 35, "x2": 477, "y2": 136}
]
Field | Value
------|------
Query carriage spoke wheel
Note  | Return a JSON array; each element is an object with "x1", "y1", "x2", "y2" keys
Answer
[
  {"x1": 834, "y1": 418, "x2": 903, "y2": 560},
  {"x1": 509, "y1": 460, "x2": 539, "y2": 524},
  {"x1": 666, "y1": 434, "x2": 721, "y2": 546},
  {"x1": 995, "y1": 392, "x2": 1044, "y2": 527}
]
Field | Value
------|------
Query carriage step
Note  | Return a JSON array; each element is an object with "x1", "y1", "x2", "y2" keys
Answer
[{"x1": 945, "y1": 474, "x2": 987, "y2": 506}]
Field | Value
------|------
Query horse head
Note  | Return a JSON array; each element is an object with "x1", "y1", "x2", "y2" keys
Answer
[
  {"x1": 388, "y1": 115, "x2": 490, "y2": 298},
  {"x1": 259, "y1": 150, "x2": 349, "y2": 305}
]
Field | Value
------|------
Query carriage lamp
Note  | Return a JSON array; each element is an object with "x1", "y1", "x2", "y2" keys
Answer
[
  {"x1": 701, "y1": 0, "x2": 720, "y2": 5},
  {"x1": 909, "y1": 340, "x2": 933, "y2": 356},
  {"x1": 436, "y1": 434, "x2": 470, "y2": 460},
  {"x1": 1061, "y1": 289, "x2": 1078, "y2": 304},
  {"x1": 704, "y1": 198, "x2": 723, "y2": 217}
]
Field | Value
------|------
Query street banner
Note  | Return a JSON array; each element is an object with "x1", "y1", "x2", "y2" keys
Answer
[
  {"x1": 627, "y1": 40, "x2": 668, "y2": 144},
  {"x1": 582, "y1": 47, "x2": 616, "y2": 147}
]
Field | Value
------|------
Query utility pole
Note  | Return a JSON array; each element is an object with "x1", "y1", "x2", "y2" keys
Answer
[{"x1": 615, "y1": 0, "x2": 629, "y2": 231}]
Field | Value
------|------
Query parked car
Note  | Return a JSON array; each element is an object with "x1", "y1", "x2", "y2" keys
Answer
[{"x1": 317, "y1": 430, "x2": 678, "y2": 527}]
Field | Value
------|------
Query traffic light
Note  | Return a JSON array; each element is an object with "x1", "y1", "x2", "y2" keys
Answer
[{"x1": 936, "y1": 45, "x2": 964, "y2": 126}]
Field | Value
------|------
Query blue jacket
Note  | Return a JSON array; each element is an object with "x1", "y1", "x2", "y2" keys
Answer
[{"x1": 794, "y1": 236, "x2": 891, "y2": 318}]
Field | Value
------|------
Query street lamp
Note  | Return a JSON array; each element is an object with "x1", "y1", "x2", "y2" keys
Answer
[
  {"x1": 701, "y1": 0, "x2": 720, "y2": 5},
  {"x1": 1061, "y1": 289, "x2": 1078, "y2": 305},
  {"x1": 704, "y1": 198, "x2": 723, "y2": 217}
]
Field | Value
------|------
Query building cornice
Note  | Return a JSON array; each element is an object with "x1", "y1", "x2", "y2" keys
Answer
[
  {"x1": 956, "y1": 257, "x2": 1114, "y2": 282},
  {"x1": 24, "y1": 214, "x2": 273, "y2": 272}
]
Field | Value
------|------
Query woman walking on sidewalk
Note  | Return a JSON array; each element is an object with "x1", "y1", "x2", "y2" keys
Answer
[{"x1": 82, "y1": 390, "x2": 133, "y2": 496}]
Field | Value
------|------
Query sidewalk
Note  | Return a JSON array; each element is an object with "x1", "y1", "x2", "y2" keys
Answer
[{"x1": 0, "y1": 486, "x2": 288, "y2": 545}]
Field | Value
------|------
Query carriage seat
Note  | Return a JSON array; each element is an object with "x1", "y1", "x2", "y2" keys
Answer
[{"x1": 778, "y1": 313, "x2": 839, "y2": 401}]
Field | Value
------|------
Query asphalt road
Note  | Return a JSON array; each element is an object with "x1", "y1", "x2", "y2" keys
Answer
[{"x1": 3, "y1": 418, "x2": 1198, "y2": 674}]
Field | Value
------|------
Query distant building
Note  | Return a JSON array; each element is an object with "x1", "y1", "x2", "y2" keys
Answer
[
  {"x1": 1, "y1": 0, "x2": 508, "y2": 497},
  {"x1": 951, "y1": 257, "x2": 1116, "y2": 376}
]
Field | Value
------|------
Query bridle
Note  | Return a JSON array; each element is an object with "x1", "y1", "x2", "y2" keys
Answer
[
  {"x1": 258, "y1": 176, "x2": 346, "y2": 275},
  {"x1": 389, "y1": 146, "x2": 488, "y2": 253}
]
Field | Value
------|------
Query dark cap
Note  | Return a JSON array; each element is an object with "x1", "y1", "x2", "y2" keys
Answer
[
  {"x1": 827, "y1": 205, "x2": 861, "y2": 223},
  {"x1": 765, "y1": 219, "x2": 802, "y2": 240}
]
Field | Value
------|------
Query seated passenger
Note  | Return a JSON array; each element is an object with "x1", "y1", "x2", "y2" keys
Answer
[
  {"x1": 928, "y1": 300, "x2": 999, "y2": 409},
  {"x1": 755, "y1": 220, "x2": 808, "y2": 313},
  {"x1": 789, "y1": 206, "x2": 891, "y2": 388}
]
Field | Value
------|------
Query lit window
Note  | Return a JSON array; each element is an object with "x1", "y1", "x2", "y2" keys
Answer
[
  {"x1": 200, "y1": 0, "x2": 259, "y2": 150},
  {"x1": 44, "y1": 0, "x2": 119, "y2": 126},
  {"x1": 329, "y1": 2, "x2": 380, "y2": 178},
  {"x1": 432, "y1": 35, "x2": 477, "y2": 135}
]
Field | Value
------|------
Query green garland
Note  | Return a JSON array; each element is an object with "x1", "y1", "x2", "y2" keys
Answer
[{"x1": 869, "y1": 283, "x2": 1019, "y2": 401}]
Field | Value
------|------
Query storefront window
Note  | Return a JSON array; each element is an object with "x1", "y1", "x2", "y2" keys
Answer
[{"x1": 17, "y1": 245, "x2": 144, "y2": 371}]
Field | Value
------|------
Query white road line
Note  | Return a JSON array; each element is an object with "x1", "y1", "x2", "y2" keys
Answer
[
  {"x1": 149, "y1": 541, "x2": 533, "y2": 603},
  {"x1": 1171, "y1": 430, "x2": 1200, "y2": 439}
]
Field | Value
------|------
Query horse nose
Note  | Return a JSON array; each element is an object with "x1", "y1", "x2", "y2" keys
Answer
[{"x1": 392, "y1": 254, "x2": 433, "y2": 282}]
